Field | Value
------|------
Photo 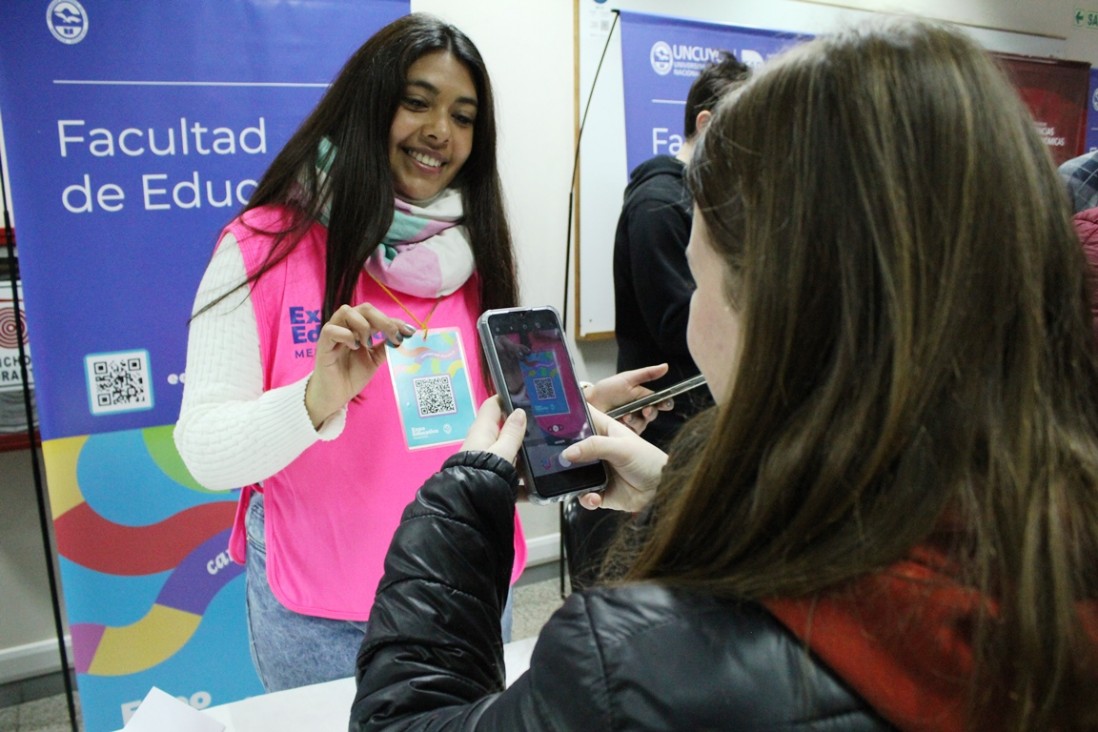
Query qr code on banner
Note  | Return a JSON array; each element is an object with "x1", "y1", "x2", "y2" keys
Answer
[
  {"x1": 413, "y1": 374, "x2": 457, "y2": 417},
  {"x1": 84, "y1": 349, "x2": 154, "y2": 415},
  {"x1": 532, "y1": 377, "x2": 556, "y2": 401}
]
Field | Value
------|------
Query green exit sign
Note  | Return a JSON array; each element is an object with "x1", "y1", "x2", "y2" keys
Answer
[{"x1": 1075, "y1": 8, "x2": 1098, "y2": 28}]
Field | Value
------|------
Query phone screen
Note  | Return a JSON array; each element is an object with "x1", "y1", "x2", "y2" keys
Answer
[{"x1": 479, "y1": 307, "x2": 607, "y2": 502}]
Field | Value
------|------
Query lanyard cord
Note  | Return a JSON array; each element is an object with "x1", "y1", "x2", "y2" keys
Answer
[{"x1": 369, "y1": 274, "x2": 440, "y2": 337}]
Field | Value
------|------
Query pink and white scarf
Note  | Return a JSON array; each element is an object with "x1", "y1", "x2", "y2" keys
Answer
[{"x1": 313, "y1": 137, "x2": 475, "y2": 298}]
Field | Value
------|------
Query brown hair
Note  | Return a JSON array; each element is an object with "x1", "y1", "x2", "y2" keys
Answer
[{"x1": 623, "y1": 19, "x2": 1098, "y2": 730}]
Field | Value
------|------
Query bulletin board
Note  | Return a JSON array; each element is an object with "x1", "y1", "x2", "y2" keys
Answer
[{"x1": 572, "y1": 0, "x2": 1068, "y2": 339}]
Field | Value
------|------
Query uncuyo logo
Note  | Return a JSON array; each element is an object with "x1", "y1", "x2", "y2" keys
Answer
[
  {"x1": 47, "y1": 0, "x2": 88, "y2": 45},
  {"x1": 650, "y1": 41, "x2": 673, "y2": 76}
]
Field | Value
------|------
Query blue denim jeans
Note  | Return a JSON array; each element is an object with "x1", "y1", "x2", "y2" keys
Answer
[{"x1": 244, "y1": 492, "x2": 513, "y2": 692}]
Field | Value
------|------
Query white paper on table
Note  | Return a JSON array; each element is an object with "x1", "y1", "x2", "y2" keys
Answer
[
  {"x1": 121, "y1": 687, "x2": 226, "y2": 732},
  {"x1": 195, "y1": 637, "x2": 538, "y2": 732},
  {"x1": 203, "y1": 677, "x2": 356, "y2": 732}
]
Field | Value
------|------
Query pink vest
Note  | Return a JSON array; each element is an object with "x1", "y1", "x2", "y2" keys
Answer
[{"x1": 225, "y1": 205, "x2": 526, "y2": 620}]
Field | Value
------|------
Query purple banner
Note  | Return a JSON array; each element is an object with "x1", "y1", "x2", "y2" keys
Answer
[
  {"x1": 618, "y1": 11, "x2": 807, "y2": 173},
  {"x1": 1088, "y1": 67, "x2": 1098, "y2": 153},
  {"x1": 0, "y1": 0, "x2": 406, "y2": 441},
  {"x1": 0, "y1": 2, "x2": 407, "y2": 730}
]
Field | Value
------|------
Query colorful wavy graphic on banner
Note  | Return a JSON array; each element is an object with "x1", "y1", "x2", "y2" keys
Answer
[{"x1": 44, "y1": 426, "x2": 241, "y2": 676}]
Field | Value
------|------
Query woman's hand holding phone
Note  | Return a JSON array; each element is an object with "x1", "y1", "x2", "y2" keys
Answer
[
  {"x1": 561, "y1": 407, "x2": 667, "y2": 513},
  {"x1": 461, "y1": 396, "x2": 665, "y2": 510},
  {"x1": 477, "y1": 307, "x2": 609, "y2": 503},
  {"x1": 584, "y1": 363, "x2": 675, "y2": 435},
  {"x1": 462, "y1": 396, "x2": 527, "y2": 464}
]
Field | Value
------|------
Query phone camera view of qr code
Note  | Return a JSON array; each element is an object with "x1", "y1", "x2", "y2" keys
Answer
[
  {"x1": 84, "y1": 349, "x2": 154, "y2": 415},
  {"x1": 413, "y1": 374, "x2": 457, "y2": 417},
  {"x1": 533, "y1": 377, "x2": 556, "y2": 401}
]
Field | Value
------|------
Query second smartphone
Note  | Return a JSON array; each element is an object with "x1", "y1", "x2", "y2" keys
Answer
[{"x1": 477, "y1": 306, "x2": 608, "y2": 504}]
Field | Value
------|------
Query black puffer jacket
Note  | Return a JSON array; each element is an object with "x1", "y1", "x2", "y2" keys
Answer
[{"x1": 351, "y1": 452, "x2": 893, "y2": 731}]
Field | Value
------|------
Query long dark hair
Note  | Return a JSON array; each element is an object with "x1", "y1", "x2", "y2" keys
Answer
[
  {"x1": 623, "y1": 19, "x2": 1098, "y2": 730},
  {"x1": 681, "y1": 52, "x2": 749, "y2": 139},
  {"x1": 200, "y1": 13, "x2": 517, "y2": 321}
]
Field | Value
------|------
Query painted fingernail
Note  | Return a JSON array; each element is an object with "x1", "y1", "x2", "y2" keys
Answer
[{"x1": 399, "y1": 322, "x2": 416, "y2": 336}]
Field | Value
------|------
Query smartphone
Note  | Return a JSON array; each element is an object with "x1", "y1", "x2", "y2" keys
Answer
[
  {"x1": 605, "y1": 374, "x2": 708, "y2": 419},
  {"x1": 478, "y1": 306, "x2": 608, "y2": 504}
]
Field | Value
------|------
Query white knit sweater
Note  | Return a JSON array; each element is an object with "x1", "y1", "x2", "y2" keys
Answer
[{"x1": 173, "y1": 233, "x2": 345, "y2": 491}]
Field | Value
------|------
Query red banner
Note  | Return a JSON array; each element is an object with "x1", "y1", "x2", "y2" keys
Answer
[{"x1": 997, "y1": 54, "x2": 1091, "y2": 166}]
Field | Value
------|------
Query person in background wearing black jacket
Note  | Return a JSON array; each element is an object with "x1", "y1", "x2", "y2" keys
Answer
[
  {"x1": 352, "y1": 19, "x2": 1098, "y2": 732},
  {"x1": 613, "y1": 51, "x2": 749, "y2": 449}
]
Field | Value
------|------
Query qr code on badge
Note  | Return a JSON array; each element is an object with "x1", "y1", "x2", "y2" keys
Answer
[
  {"x1": 532, "y1": 377, "x2": 556, "y2": 401},
  {"x1": 413, "y1": 374, "x2": 457, "y2": 417},
  {"x1": 84, "y1": 349, "x2": 154, "y2": 415}
]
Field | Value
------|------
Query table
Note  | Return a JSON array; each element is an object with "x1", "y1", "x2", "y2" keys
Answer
[{"x1": 199, "y1": 636, "x2": 537, "y2": 731}]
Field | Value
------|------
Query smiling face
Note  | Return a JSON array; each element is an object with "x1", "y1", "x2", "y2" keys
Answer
[
  {"x1": 388, "y1": 50, "x2": 478, "y2": 203},
  {"x1": 686, "y1": 208, "x2": 743, "y2": 405}
]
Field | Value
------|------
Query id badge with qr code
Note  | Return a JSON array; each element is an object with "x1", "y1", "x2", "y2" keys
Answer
[{"x1": 386, "y1": 327, "x2": 477, "y2": 450}]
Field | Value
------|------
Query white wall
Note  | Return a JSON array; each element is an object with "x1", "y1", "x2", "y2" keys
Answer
[{"x1": 3, "y1": 0, "x2": 1098, "y2": 684}]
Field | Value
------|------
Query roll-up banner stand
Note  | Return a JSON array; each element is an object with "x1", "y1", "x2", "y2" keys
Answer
[
  {"x1": 0, "y1": 2, "x2": 407, "y2": 730},
  {"x1": 618, "y1": 12, "x2": 1092, "y2": 172},
  {"x1": 618, "y1": 11, "x2": 807, "y2": 175}
]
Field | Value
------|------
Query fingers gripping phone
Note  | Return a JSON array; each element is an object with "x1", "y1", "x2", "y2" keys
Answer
[
  {"x1": 478, "y1": 306, "x2": 608, "y2": 504},
  {"x1": 606, "y1": 374, "x2": 708, "y2": 419}
]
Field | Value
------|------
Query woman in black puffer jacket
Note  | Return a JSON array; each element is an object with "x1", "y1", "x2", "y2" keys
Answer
[{"x1": 352, "y1": 18, "x2": 1098, "y2": 732}]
